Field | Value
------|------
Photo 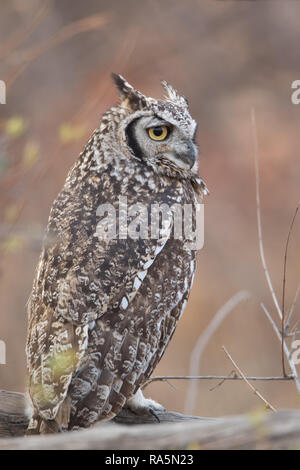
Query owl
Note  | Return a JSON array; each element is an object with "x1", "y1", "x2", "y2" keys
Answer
[{"x1": 25, "y1": 74, "x2": 208, "y2": 433}]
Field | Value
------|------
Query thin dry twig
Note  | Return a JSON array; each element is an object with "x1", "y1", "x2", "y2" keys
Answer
[
  {"x1": 285, "y1": 329, "x2": 300, "y2": 338},
  {"x1": 251, "y1": 109, "x2": 300, "y2": 391},
  {"x1": 261, "y1": 302, "x2": 300, "y2": 393},
  {"x1": 145, "y1": 374, "x2": 294, "y2": 385},
  {"x1": 285, "y1": 284, "x2": 300, "y2": 332},
  {"x1": 209, "y1": 369, "x2": 240, "y2": 392},
  {"x1": 208, "y1": 370, "x2": 237, "y2": 392},
  {"x1": 251, "y1": 108, "x2": 282, "y2": 322},
  {"x1": 184, "y1": 290, "x2": 251, "y2": 415},
  {"x1": 290, "y1": 319, "x2": 300, "y2": 335},
  {"x1": 222, "y1": 346, "x2": 277, "y2": 412},
  {"x1": 281, "y1": 202, "x2": 300, "y2": 375}
]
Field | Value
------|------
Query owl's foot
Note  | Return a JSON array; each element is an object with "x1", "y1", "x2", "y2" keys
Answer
[
  {"x1": 26, "y1": 416, "x2": 63, "y2": 435},
  {"x1": 126, "y1": 388, "x2": 166, "y2": 422}
]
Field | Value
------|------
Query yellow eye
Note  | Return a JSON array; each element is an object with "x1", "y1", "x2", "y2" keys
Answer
[{"x1": 147, "y1": 125, "x2": 169, "y2": 141}]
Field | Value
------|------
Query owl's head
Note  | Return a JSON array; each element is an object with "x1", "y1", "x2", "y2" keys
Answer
[{"x1": 111, "y1": 73, "x2": 198, "y2": 178}]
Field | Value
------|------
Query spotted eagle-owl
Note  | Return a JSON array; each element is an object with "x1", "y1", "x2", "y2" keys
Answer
[{"x1": 26, "y1": 74, "x2": 208, "y2": 433}]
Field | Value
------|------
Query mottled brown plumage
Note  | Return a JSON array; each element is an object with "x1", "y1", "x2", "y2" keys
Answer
[{"x1": 26, "y1": 74, "x2": 208, "y2": 433}]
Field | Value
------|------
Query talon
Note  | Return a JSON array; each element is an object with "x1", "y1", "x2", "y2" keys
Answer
[{"x1": 149, "y1": 407, "x2": 160, "y2": 423}]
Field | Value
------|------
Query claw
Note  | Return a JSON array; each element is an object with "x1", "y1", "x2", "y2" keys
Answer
[
  {"x1": 126, "y1": 388, "x2": 165, "y2": 420},
  {"x1": 149, "y1": 407, "x2": 160, "y2": 423}
]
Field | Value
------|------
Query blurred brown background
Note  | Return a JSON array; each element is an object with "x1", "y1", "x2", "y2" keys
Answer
[{"x1": 0, "y1": 0, "x2": 300, "y2": 418}]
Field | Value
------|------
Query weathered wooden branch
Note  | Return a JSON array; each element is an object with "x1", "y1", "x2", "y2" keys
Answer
[
  {"x1": 1, "y1": 390, "x2": 300, "y2": 449},
  {"x1": 0, "y1": 390, "x2": 210, "y2": 438},
  {"x1": 0, "y1": 390, "x2": 29, "y2": 438}
]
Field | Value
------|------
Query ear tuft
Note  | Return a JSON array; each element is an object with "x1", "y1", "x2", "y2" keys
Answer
[
  {"x1": 111, "y1": 73, "x2": 133, "y2": 100},
  {"x1": 161, "y1": 80, "x2": 189, "y2": 109},
  {"x1": 111, "y1": 73, "x2": 147, "y2": 110}
]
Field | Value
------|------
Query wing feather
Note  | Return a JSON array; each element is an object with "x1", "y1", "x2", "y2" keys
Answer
[{"x1": 27, "y1": 176, "x2": 178, "y2": 421}]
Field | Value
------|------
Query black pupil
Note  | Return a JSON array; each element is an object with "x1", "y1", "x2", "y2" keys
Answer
[{"x1": 153, "y1": 127, "x2": 163, "y2": 136}]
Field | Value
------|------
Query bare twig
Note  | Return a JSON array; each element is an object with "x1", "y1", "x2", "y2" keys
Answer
[
  {"x1": 144, "y1": 372, "x2": 294, "y2": 399},
  {"x1": 284, "y1": 329, "x2": 300, "y2": 338},
  {"x1": 251, "y1": 110, "x2": 300, "y2": 390},
  {"x1": 208, "y1": 370, "x2": 237, "y2": 392},
  {"x1": 251, "y1": 108, "x2": 282, "y2": 322},
  {"x1": 261, "y1": 302, "x2": 300, "y2": 393},
  {"x1": 222, "y1": 346, "x2": 277, "y2": 412},
  {"x1": 291, "y1": 319, "x2": 300, "y2": 335},
  {"x1": 281, "y1": 202, "x2": 300, "y2": 375},
  {"x1": 184, "y1": 290, "x2": 250, "y2": 415},
  {"x1": 285, "y1": 284, "x2": 300, "y2": 332},
  {"x1": 145, "y1": 375, "x2": 294, "y2": 385}
]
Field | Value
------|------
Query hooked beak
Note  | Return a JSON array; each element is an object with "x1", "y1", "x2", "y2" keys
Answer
[{"x1": 175, "y1": 141, "x2": 197, "y2": 169}]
